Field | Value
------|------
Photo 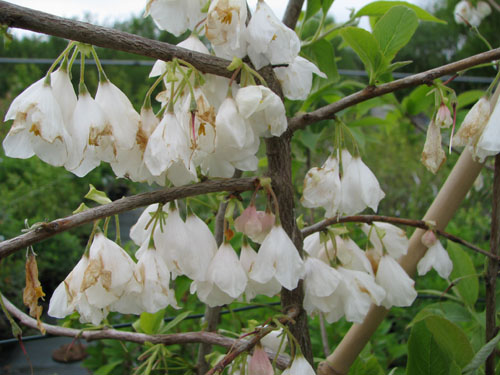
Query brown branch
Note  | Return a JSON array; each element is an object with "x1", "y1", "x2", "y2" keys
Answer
[
  {"x1": 282, "y1": 0, "x2": 305, "y2": 29},
  {"x1": 486, "y1": 154, "x2": 500, "y2": 374},
  {"x1": 302, "y1": 214, "x2": 499, "y2": 261},
  {"x1": 0, "y1": 1, "x2": 233, "y2": 79},
  {"x1": 2, "y1": 294, "x2": 291, "y2": 370},
  {"x1": 0, "y1": 177, "x2": 257, "y2": 260},
  {"x1": 289, "y1": 47, "x2": 500, "y2": 132},
  {"x1": 206, "y1": 307, "x2": 299, "y2": 375}
]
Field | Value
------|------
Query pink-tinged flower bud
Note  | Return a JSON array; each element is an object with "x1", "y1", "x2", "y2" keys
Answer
[
  {"x1": 421, "y1": 230, "x2": 438, "y2": 248},
  {"x1": 235, "y1": 204, "x2": 275, "y2": 244},
  {"x1": 436, "y1": 102, "x2": 453, "y2": 128},
  {"x1": 248, "y1": 345, "x2": 273, "y2": 375}
]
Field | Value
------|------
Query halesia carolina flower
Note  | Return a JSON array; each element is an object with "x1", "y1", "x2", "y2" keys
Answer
[
  {"x1": 145, "y1": 0, "x2": 204, "y2": 37},
  {"x1": 50, "y1": 68, "x2": 77, "y2": 127},
  {"x1": 336, "y1": 236, "x2": 374, "y2": 275},
  {"x1": 474, "y1": 94, "x2": 500, "y2": 162},
  {"x1": 362, "y1": 222, "x2": 409, "y2": 260},
  {"x1": 435, "y1": 102, "x2": 453, "y2": 128},
  {"x1": 248, "y1": 345, "x2": 273, "y2": 375},
  {"x1": 453, "y1": 97, "x2": 490, "y2": 147},
  {"x1": 95, "y1": 80, "x2": 140, "y2": 151},
  {"x1": 130, "y1": 203, "x2": 165, "y2": 246},
  {"x1": 206, "y1": 0, "x2": 248, "y2": 59},
  {"x1": 240, "y1": 243, "x2": 281, "y2": 301},
  {"x1": 249, "y1": 224, "x2": 305, "y2": 291},
  {"x1": 235, "y1": 85, "x2": 287, "y2": 137},
  {"x1": 282, "y1": 354, "x2": 315, "y2": 375},
  {"x1": 375, "y1": 255, "x2": 417, "y2": 309},
  {"x1": 303, "y1": 257, "x2": 341, "y2": 316},
  {"x1": 234, "y1": 204, "x2": 275, "y2": 244},
  {"x1": 246, "y1": 0, "x2": 300, "y2": 70},
  {"x1": 191, "y1": 242, "x2": 247, "y2": 307},
  {"x1": 274, "y1": 56, "x2": 326, "y2": 100},
  {"x1": 301, "y1": 154, "x2": 341, "y2": 218},
  {"x1": 476, "y1": 1, "x2": 492, "y2": 18},
  {"x1": 417, "y1": 231, "x2": 453, "y2": 279},
  {"x1": 421, "y1": 120, "x2": 446, "y2": 174},
  {"x1": 340, "y1": 149, "x2": 385, "y2": 215},
  {"x1": 454, "y1": 1, "x2": 473, "y2": 24},
  {"x1": 3, "y1": 76, "x2": 70, "y2": 166}
]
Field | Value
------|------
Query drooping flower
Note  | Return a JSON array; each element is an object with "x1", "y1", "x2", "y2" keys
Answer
[
  {"x1": 362, "y1": 222, "x2": 409, "y2": 260},
  {"x1": 249, "y1": 225, "x2": 305, "y2": 291},
  {"x1": 191, "y1": 242, "x2": 247, "y2": 307},
  {"x1": 248, "y1": 345, "x2": 274, "y2": 375},
  {"x1": 3, "y1": 76, "x2": 70, "y2": 166},
  {"x1": 375, "y1": 255, "x2": 417, "y2": 309},
  {"x1": 421, "y1": 120, "x2": 445, "y2": 174},
  {"x1": 301, "y1": 154, "x2": 341, "y2": 218},
  {"x1": 417, "y1": 231, "x2": 453, "y2": 279},
  {"x1": 145, "y1": 0, "x2": 205, "y2": 37},
  {"x1": 234, "y1": 204, "x2": 275, "y2": 244},
  {"x1": 474, "y1": 94, "x2": 500, "y2": 162},
  {"x1": 339, "y1": 149, "x2": 385, "y2": 215},
  {"x1": 303, "y1": 257, "x2": 341, "y2": 316},
  {"x1": 282, "y1": 354, "x2": 315, "y2": 375},
  {"x1": 435, "y1": 102, "x2": 453, "y2": 128},
  {"x1": 246, "y1": 0, "x2": 300, "y2": 69},
  {"x1": 453, "y1": 97, "x2": 490, "y2": 148},
  {"x1": 235, "y1": 85, "x2": 287, "y2": 137},
  {"x1": 274, "y1": 56, "x2": 326, "y2": 100}
]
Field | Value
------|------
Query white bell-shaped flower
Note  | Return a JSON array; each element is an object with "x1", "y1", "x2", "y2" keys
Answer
[
  {"x1": 340, "y1": 150, "x2": 385, "y2": 215},
  {"x1": 249, "y1": 225, "x2": 305, "y2": 291},
  {"x1": 240, "y1": 243, "x2": 281, "y2": 301},
  {"x1": 246, "y1": 0, "x2": 300, "y2": 69},
  {"x1": 475, "y1": 95, "x2": 500, "y2": 162},
  {"x1": 303, "y1": 257, "x2": 341, "y2": 315},
  {"x1": 417, "y1": 231, "x2": 453, "y2": 279},
  {"x1": 95, "y1": 80, "x2": 140, "y2": 151},
  {"x1": 336, "y1": 236, "x2": 374, "y2": 275},
  {"x1": 235, "y1": 85, "x2": 287, "y2": 137},
  {"x1": 375, "y1": 255, "x2": 417, "y2": 309},
  {"x1": 301, "y1": 154, "x2": 341, "y2": 218},
  {"x1": 453, "y1": 97, "x2": 490, "y2": 148},
  {"x1": 274, "y1": 56, "x2": 326, "y2": 100},
  {"x1": 145, "y1": 0, "x2": 205, "y2": 37},
  {"x1": 3, "y1": 77, "x2": 70, "y2": 166},
  {"x1": 282, "y1": 354, "x2": 315, "y2": 375},
  {"x1": 130, "y1": 203, "x2": 165, "y2": 246},
  {"x1": 192, "y1": 242, "x2": 247, "y2": 307},
  {"x1": 51, "y1": 68, "x2": 77, "y2": 127},
  {"x1": 362, "y1": 222, "x2": 409, "y2": 259}
]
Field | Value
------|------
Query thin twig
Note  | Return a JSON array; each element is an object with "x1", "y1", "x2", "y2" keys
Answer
[
  {"x1": 485, "y1": 154, "x2": 500, "y2": 374},
  {"x1": 302, "y1": 214, "x2": 499, "y2": 261},
  {"x1": 1, "y1": 293, "x2": 291, "y2": 370},
  {"x1": 289, "y1": 48, "x2": 500, "y2": 132},
  {"x1": 0, "y1": 177, "x2": 257, "y2": 260},
  {"x1": 282, "y1": 0, "x2": 305, "y2": 29},
  {"x1": 206, "y1": 307, "x2": 299, "y2": 375}
]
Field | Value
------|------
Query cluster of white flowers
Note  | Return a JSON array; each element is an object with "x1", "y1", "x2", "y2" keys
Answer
[
  {"x1": 301, "y1": 149, "x2": 385, "y2": 217},
  {"x1": 454, "y1": 0, "x2": 491, "y2": 27},
  {"x1": 302, "y1": 222, "x2": 419, "y2": 324}
]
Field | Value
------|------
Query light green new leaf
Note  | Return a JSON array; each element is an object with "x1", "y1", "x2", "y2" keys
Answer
[
  {"x1": 457, "y1": 90, "x2": 485, "y2": 110},
  {"x1": 322, "y1": 0, "x2": 335, "y2": 14},
  {"x1": 463, "y1": 331, "x2": 500, "y2": 374},
  {"x1": 424, "y1": 315, "x2": 474, "y2": 368},
  {"x1": 340, "y1": 27, "x2": 385, "y2": 84},
  {"x1": 407, "y1": 321, "x2": 455, "y2": 375},
  {"x1": 161, "y1": 310, "x2": 192, "y2": 333},
  {"x1": 310, "y1": 39, "x2": 339, "y2": 81},
  {"x1": 373, "y1": 6, "x2": 418, "y2": 61},
  {"x1": 140, "y1": 309, "x2": 165, "y2": 335},
  {"x1": 448, "y1": 241, "x2": 479, "y2": 307},
  {"x1": 355, "y1": 1, "x2": 446, "y2": 24},
  {"x1": 85, "y1": 184, "x2": 112, "y2": 205},
  {"x1": 94, "y1": 360, "x2": 122, "y2": 375}
]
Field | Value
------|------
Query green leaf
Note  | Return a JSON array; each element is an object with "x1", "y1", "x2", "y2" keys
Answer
[
  {"x1": 373, "y1": 6, "x2": 419, "y2": 61},
  {"x1": 355, "y1": 1, "x2": 446, "y2": 24},
  {"x1": 85, "y1": 184, "x2": 112, "y2": 205},
  {"x1": 306, "y1": 0, "x2": 322, "y2": 20},
  {"x1": 448, "y1": 241, "x2": 479, "y2": 307},
  {"x1": 161, "y1": 310, "x2": 192, "y2": 333},
  {"x1": 402, "y1": 85, "x2": 434, "y2": 115},
  {"x1": 140, "y1": 309, "x2": 165, "y2": 335},
  {"x1": 340, "y1": 27, "x2": 386, "y2": 84},
  {"x1": 310, "y1": 39, "x2": 339, "y2": 82},
  {"x1": 322, "y1": 0, "x2": 335, "y2": 14},
  {"x1": 463, "y1": 331, "x2": 500, "y2": 374},
  {"x1": 457, "y1": 90, "x2": 485, "y2": 110},
  {"x1": 94, "y1": 360, "x2": 122, "y2": 375},
  {"x1": 348, "y1": 116, "x2": 393, "y2": 128},
  {"x1": 385, "y1": 60, "x2": 413, "y2": 73},
  {"x1": 424, "y1": 315, "x2": 474, "y2": 368},
  {"x1": 407, "y1": 321, "x2": 455, "y2": 375}
]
